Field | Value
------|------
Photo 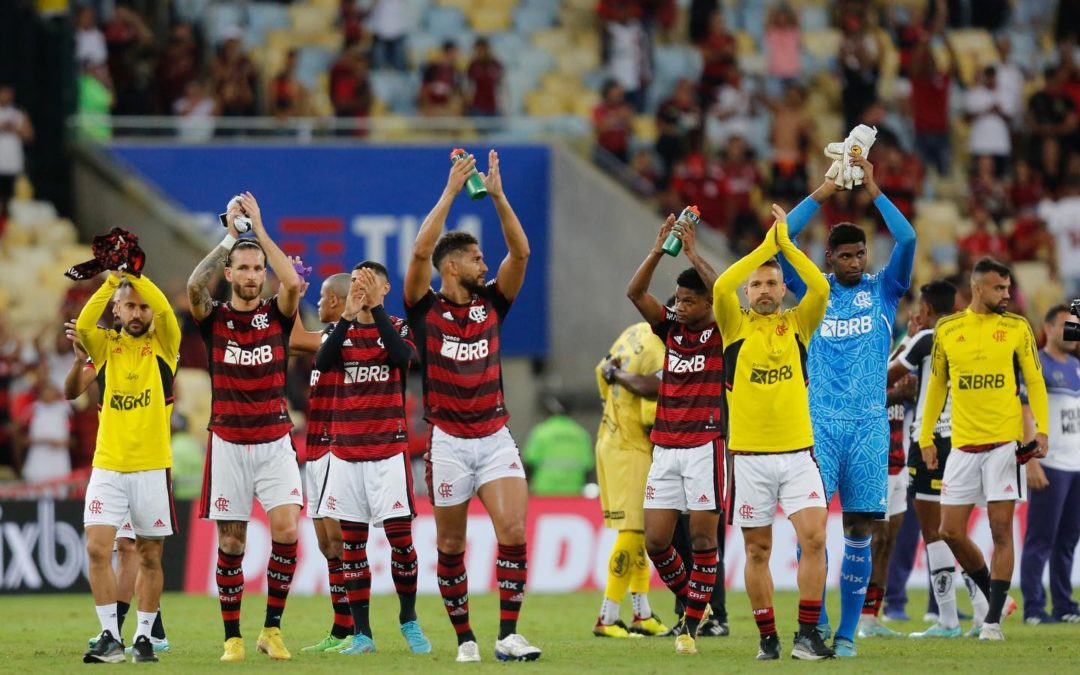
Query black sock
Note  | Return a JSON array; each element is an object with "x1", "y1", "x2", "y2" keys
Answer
[
  {"x1": 151, "y1": 608, "x2": 165, "y2": 640},
  {"x1": 116, "y1": 601, "x2": 130, "y2": 634},
  {"x1": 399, "y1": 592, "x2": 417, "y2": 625},
  {"x1": 985, "y1": 579, "x2": 1011, "y2": 624},
  {"x1": 967, "y1": 565, "x2": 991, "y2": 600}
]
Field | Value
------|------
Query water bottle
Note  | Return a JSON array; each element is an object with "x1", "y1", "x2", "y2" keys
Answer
[
  {"x1": 450, "y1": 148, "x2": 488, "y2": 201},
  {"x1": 661, "y1": 205, "x2": 701, "y2": 257}
]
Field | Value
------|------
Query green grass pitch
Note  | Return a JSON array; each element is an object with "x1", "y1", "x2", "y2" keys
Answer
[{"x1": 2, "y1": 590, "x2": 1077, "y2": 673}]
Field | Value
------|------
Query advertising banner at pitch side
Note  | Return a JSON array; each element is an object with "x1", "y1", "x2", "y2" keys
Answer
[{"x1": 107, "y1": 144, "x2": 551, "y2": 357}]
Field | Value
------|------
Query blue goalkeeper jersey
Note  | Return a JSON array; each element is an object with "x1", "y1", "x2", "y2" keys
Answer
[{"x1": 779, "y1": 194, "x2": 915, "y2": 421}]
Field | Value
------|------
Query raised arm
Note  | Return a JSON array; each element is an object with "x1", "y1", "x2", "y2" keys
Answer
[
  {"x1": 288, "y1": 313, "x2": 325, "y2": 354},
  {"x1": 627, "y1": 215, "x2": 676, "y2": 327},
  {"x1": 76, "y1": 273, "x2": 120, "y2": 365},
  {"x1": 778, "y1": 179, "x2": 838, "y2": 300},
  {"x1": 126, "y1": 273, "x2": 181, "y2": 360},
  {"x1": 777, "y1": 216, "x2": 829, "y2": 334},
  {"x1": 713, "y1": 212, "x2": 782, "y2": 336},
  {"x1": 188, "y1": 210, "x2": 239, "y2": 322},
  {"x1": 482, "y1": 150, "x2": 530, "y2": 301},
  {"x1": 63, "y1": 321, "x2": 97, "y2": 400},
  {"x1": 404, "y1": 155, "x2": 476, "y2": 305},
  {"x1": 678, "y1": 212, "x2": 719, "y2": 289},
  {"x1": 356, "y1": 267, "x2": 416, "y2": 368},
  {"x1": 856, "y1": 157, "x2": 916, "y2": 292},
  {"x1": 238, "y1": 192, "x2": 302, "y2": 317}
]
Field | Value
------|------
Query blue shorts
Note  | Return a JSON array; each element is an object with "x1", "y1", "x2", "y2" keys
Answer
[{"x1": 813, "y1": 414, "x2": 888, "y2": 517}]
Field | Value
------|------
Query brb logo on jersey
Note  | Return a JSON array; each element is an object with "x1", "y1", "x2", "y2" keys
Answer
[
  {"x1": 820, "y1": 315, "x2": 874, "y2": 338},
  {"x1": 750, "y1": 364, "x2": 793, "y2": 384},
  {"x1": 251, "y1": 313, "x2": 270, "y2": 330},
  {"x1": 958, "y1": 373, "x2": 1006, "y2": 390},
  {"x1": 110, "y1": 388, "x2": 152, "y2": 410},
  {"x1": 344, "y1": 363, "x2": 391, "y2": 383},
  {"x1": 224, "y1": 340, "x2": 274, "y2": 366},
  {"x1": 440, "y1": 335, "x2": 489, "y2": 362},
  {"x1": 669, "y1": 353, "x2": 706, "y2": 374}
]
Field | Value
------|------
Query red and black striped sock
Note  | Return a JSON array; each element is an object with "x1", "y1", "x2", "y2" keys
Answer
[
  {"x1": 264, "y1": 540, "x2": 297, "y2": 629},
  {"x1": 862, "y1": 584, "x2": 883, "y2": 617},
  {"x1": 384, "y1": 518, "x2": 419, "y2": 624},
  {"x1": 341, "y1": 521, "x2": 372, "y2": 638},
  {"x1": 648, "y1": 545, "x2": 689, "y2": 600},
  {"x1": 753, "y1": 606, "x2": 777, "y2": 637},
  {"x1": 437, "y1": 549, "x2": 475, "y2": 645},
  {"x1": 216, "y1": 549, "x2": 244, "y2": 640},
  {"x1": 327, "y1": 557, "x2": 353, "y2": 639},
  {"x1": 685, "y1": 548, "x2": 718, "y2": 635},
  {"x1": 798, "y1": 599, "x2": 823, "y2": 633},
  {"x1": 496, "y1": 543, "x2": 528, "y2": 640}
]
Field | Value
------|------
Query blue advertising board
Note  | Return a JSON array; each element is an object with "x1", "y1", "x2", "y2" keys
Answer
[{"x1": 107, "y1": 144, "x2": 549, "y2": 356}]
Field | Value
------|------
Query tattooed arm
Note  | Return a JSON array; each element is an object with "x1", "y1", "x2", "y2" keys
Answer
[{"x1": 188, "y1": 245, "x2": 228, "y2": 322}]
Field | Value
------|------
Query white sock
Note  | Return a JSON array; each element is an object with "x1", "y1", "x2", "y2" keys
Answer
[
  {"x1": 599, "y1": 598, "x2": 620, "y2": 625},
  {"x1": 926, "y1": 541, "x2": 959, "y2": 629},
  {"x1": 962, "y1": 572, "x2": 989, "y2": 626},
  {"x1": 96, "y1": 603, "x2": 120, "y2": 641},
  {"x1": 632, "y1": 592, "x2": 652, "y2": 619},
  {"x1": 135, "y1": 611, "x2": 156, "y2": 640}
]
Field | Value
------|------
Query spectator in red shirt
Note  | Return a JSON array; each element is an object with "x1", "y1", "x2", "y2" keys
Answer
[
  {"x1": 958, "y1": 205, "x2": 1010, "y2": 271},
  {"x1": 466, "y1": 38, "x2": 503, "y2": 117},
  {"x1": 1008, "y1": 212, "x2": 1053, "y2": 263},
  {"x1": 906, "y1": 36, "x2": 955, "y2": 175},
  {"x1": 718, "y1": 136, "x2": 763, "y2": 250},
  {"x1": 698, "y1": 11, "x2": 737, "y2": 102},
  {"x1": 419, "y1": 41, "x2": 465, "y2": 116},
  {"x1": 1011, "y1": 159, "x2": 1045, "y2": 214},
  {"x1": 969, "y1": 154, "x2": 1009, "y2": 223},
  {"x1": 341, "y1": 0, "x2": 365, "y2": 47},
  {"x1": 210, "y1": 35, "x2": 258, "y2": 117},
  {"x1": 154, "y1": 22, "x2": 200, "y2": 115},
  {"x1": 874, "y1": 141, "x2": 923, "y2": 226},
  {"x1": 330, "y1": 46, "x2": 373, "y2": 134},
  {"x1": 593, "y1": 79, "x2": 635, "y2": 163},
  {"x1": 104, "y1": 5, "x2": 156, "y2": 115},
  {"x1": 269, "y1": 49, "x2": 312, "y2": 120},
  {"x1": 655, "y1": 78, "x2": 703, "y2": 185},
  {"x1": 669, "y1": 150, "x2": 726, "y2": 234}
]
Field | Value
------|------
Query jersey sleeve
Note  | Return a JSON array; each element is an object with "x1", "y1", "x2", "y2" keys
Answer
[
  {"x1": 75, "y1": 274, "x2": 121, "y2": 367},
  {"x1": 898, "y1": 332, "x2": 932, "y2": 372},
  {"x1": 874, "y1": 194, "x2": 917, "y2": 299},
  {"x1": 404, "y1": 288, "x2": 436, "y2": 319},
  {"x1": 1016, "y1": 319, "x2": 1049, "y2": 435},
  {"x1": 713, "y1": 228, "x2": 780, "y2": 338},
  {"x1": 487, "y1": 280, "x2": 512, "y2": 320},
  {"x1": 128, "y1": 274, "x2": 181, "y2": 366},
  {"x1": 918, "y1": 333, "x2": 950, "y2": 447},
  {"x1": 651, "y1": 307, "x2": 678, "y2": 341},
  {"x1": 196, "y1": 300, "x2": 221, "y2": 343}
]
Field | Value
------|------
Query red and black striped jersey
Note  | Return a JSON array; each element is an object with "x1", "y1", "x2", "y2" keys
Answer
[
  {"x1": 405, "y1": 283, "x2": 510, "y2": 438},
  {"x1": 887, "y1": 402, "x2": 907, "y2": 475},
  {"x1": 198, "y1": 297, "x2": 295, "y2": 444},
  {"x1": 306, "y1": 323, "x2": 339, "y2": 462},
  {"x1": 651, "y1": 309, "x2": 725, "y2": 448},
  {"x1": 330, "y1": 316, "x2": 414, "y2": 461}
]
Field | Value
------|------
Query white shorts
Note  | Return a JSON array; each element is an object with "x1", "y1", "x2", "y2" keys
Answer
[
  {"x1": 303, "y1": 453, "x2": 332, "y2": 519},
  {"x1": 643, "y1": 440, "x2": 724, "y2": 512},
  {"x1": 319, "y1": 453, "x2": 415, "y2": 526},
  {"x1": 84, "y1": 467, "x2": 175, "y2": 537},
  {"x1": 885, "y1": 471, "x2": 909, "y2": 518},
  {"x1": 116, "y1": 520, "x2": 136, "y2": 540},
  {"x1": 729, "y1": 450, "x2": 827, "y2": 528},
  {"x1": 201, "y1": 432, "x2": 303, "y2": 521},
  {"x1": 941, "y1": 442, "x2": 1026, "y2": 506},
  {"x1": 427, "y1": 426, "x2": 526, "y2": 507}
]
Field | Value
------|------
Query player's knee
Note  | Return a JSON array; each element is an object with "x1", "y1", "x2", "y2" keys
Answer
[
  {"x1": 988, "y1": 519, "x2": 1013, "y2": 547},
  {"x1": 86, "y1": 540, "x2": 113, "y2": 568},
  {"x1": 799, "y1": 529, "x2": 826, "y2": 554},
  {"x1": 644, "y1": 533, "x2": 670, "y2": 557},
  {"x1": 497, "y1": 521, "x2": 527, "y2": 547},
  {"x1": 321, "y1": 537, "x2": 343, "y2": 560},
  {"x1": 690, "y1": 532, "x2": 718, "y2": 551},
  {"x1": 938, "y1": 523, "x2": 964, "y2": 547},
  {"x1": 218, "y1": 533, "x2": 246, "y2": 556},
  {"x1": 437, "y1": 533, "x2": 467, "y2": 554},
  {"x1": 138, "y1": 543, "x2": 163, "y2": 569},
  {"x1": 745, "y1": 540, "x2": 771, "y2": 565}
]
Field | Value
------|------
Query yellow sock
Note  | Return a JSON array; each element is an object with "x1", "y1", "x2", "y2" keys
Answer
[
  {"x1": 604, "y1": 530, "x2": 641, "y2": 603},
  {"x1": 627, "y1": 531, "x2": 649, "y2": 595}
]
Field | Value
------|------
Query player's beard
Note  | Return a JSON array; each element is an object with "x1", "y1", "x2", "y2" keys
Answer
[
  {"x1": 233, "y1": 281, "x2": 262, "y2": 302},
  {"x1": 123, "y1": 318, "x2": 149, "y2": 338},
  {"x1": 751, "y1": 297, "x2": 779, "y2": 315},
  {"x1": 461, "y1": 275, "x2": 486, "y2": 296}
]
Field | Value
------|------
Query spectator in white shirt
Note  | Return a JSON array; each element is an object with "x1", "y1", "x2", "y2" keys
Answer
[
  {"x1": 75, "y1": 5, "x2": 108, "y2": 67},
  {"x1": 964, "y1": 65, "x2": 1012, "y2": 176},
  {"x1": 994, "y1": 36, "x2": 1025, "y2": 130},
  {"x1": 602, "y1": 3, "x2": 651, "y2": 112},
  {"x1": 370, "y1": 0, "x2": 410, "y2": 71},
  {"x1": 1039, "y1": 178, "x2": 1080, "y2": 296},
  {"x1": 0, "y1": 84, "x2": 33, "y2": 224},
  {"x1": 18, "y1": 377, "x2": 72, "y2": 484}
]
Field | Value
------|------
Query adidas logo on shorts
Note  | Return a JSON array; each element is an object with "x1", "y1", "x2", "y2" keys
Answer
[
  {"x1": 509, "y1": 461, "x2": 520, "y2": 470},
  {"x1": 153, "y1": 519, "x2": 165, "y2": 528},
  {"x1": 697, "y1": 494, "x2": 710, "y2": 503},
  {"x1": 809, "y1": 491, "x2": 820, "y2": 500},
  {"x1": 393, "y1": 501, "x2": 404, "y2": 509},
  {"x1": 1005, "y1": 485, "x2": 1014, "y2": 493},
  {"x1": 290, "y1": 488, "x2": 301, "y2": 496}
]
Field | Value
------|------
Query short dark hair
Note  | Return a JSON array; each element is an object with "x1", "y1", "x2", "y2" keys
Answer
[
  {"x1": 432, "y1": 231, "x2": 479, "y2": 270},
  {"x1": 676, "y1": 267, "x2": 706, "y2": 294},
  {"x1": 116, "y1": 278, "x2": 133, "y2": 293},
  {"x1": 919, "y1": 280, "x2": 956, "y2": 316},
  {"x1": 827, "y1": 223, "x2": 866, "y2": 250},
  {"x1": 1045, "y1": 303, "x2": 1070, "y2": 324},
  {"x1": 758, "y1": 258, "x2": 782, "y2": 271},
  {"x1": 227, "y1": 239, "x2": 265, "y2": 267},
  {"x1": 972, "y1": 256, "x2": 1011, "y2": 278},
  {"x1": 353, "y1": 260, "x2": 389, "y2": 278}
]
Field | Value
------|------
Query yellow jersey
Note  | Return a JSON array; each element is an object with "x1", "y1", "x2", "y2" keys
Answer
[
  {"x1": 76, "y1": 274, "x2": 180, "y2": 472},
  {"x1": 596, "y1": 322, "x2": 664, "y2": 455},
  {"x1": 713, "y1": 222, "x2": 830, "y2": 453},
  {"x1": 918, "y1": 308, "x2": 1048, "y2": 449}
]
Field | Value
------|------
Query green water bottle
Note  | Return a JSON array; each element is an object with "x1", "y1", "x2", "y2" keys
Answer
[
  {"x1": 661, "y1": 205, "x2": 701, "y2": 257},
  {"x1": 450, "y1": 148, "x2": 488, "y2": 201}
]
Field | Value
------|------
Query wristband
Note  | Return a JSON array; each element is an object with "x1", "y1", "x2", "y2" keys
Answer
[{"x1": 220, "y1": 234, "x2": 237, "y2": 250}]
